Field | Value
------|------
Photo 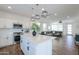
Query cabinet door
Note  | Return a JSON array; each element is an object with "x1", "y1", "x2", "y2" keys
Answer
[
  {"x1": 0, "y1": 29, "x2": 13, "y2": 48},
  {"x1": 20, "y1": 39, "x2": 30, "y2": 55},
  {"x1": 0, "y1": 36, "x2": 9, "y2": 47},
  {"x1": 0, "y1": 20, "x2": 13, "y2": 28},
  {"x1": 35, "y1": 39, "x2": 52, "y2": 55}
]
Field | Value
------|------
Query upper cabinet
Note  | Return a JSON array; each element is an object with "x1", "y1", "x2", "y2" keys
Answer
[{"x1": 13, "y1": 24, "x2": 23, "y2": 29}]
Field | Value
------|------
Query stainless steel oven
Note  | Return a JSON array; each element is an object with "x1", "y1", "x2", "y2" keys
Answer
[{"x1": 13, "y1": 32, "x2": 21, "y2": 42}]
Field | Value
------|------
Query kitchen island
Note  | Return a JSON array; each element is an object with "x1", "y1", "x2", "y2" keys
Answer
[{"x1": 20, "y1": 33, "x2": 56, "y2": 55}]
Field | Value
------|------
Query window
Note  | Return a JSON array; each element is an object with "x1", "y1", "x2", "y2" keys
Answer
[
  {"x1": 52, "y1": 24, "x2": 57, "y2": 31},
  {"x1": 52, "y1": 23, "x2": 63, "y2": 31},
  {"x1": 43, "y1": 23, "x2": 47, "y2": 31},
  {"x1": 48, "y1": 26, "x2": 51, "y2": 30},
  {"x1": 67, "y1": 24, "x2": 72, "y2": 34}
]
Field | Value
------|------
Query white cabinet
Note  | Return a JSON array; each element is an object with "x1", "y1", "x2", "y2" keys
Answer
[
  {"x1": 0, "y1": 19, "x2": 13, "y2": 28},
  {"x1": 20, "y1": 34, "x2": 53, "y2": 55},
  {"x1": 0, "y1": 29, "x2": 13, "y2": 48},
  {"x1": 20, "y1": 37, "x2": 34, "y2": 55},
  {"x1": 35, "y1": 39, "x2": 52, "y2": 55}
]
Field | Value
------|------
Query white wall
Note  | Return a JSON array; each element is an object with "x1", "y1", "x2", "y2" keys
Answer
[
  {"x1": 62, "y1": 15, "x2": 79, "y2": 36},
  {"x1": 72, "y1": 16, "x2": 79, "y2": 35},
  {"x1": 0, "y1": 11, "x2": 31, "y2": 28},
  {"x1": 0, "y1": 11, "x2": 31, "y2": 47}
]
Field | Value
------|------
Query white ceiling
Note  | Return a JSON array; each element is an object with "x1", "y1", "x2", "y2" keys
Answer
[{"x1": 0, "y1": 4, "x2": 79, "y2": 22}]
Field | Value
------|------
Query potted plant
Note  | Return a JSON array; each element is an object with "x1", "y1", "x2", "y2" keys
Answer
[{"x1": 32, "y1": 22, "x2": 40, "y2": 36}]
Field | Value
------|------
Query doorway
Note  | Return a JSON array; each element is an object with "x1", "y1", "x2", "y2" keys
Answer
[{"x1": 67, "y1": 24, "x2": 72, "y2": 35}]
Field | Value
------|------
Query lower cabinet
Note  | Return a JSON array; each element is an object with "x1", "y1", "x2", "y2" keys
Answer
[
  {"x1": 0, "y1": 35, "x2": 13, "y2": 48},
  {"x1": 0, "y1": 29, "x2": 13, "y2": 48},
  {"x1": 20, "y1": 38, "x2": 52, "y2": 55},
  {"x1": 20, "y1": 39, "x2": 31, "y2": 55}
]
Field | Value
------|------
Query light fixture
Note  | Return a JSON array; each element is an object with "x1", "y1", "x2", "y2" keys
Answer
[
  {"x1": 8, "y1": 6, "x2": 12, "y2": 9},
  {"x1": 31, "y1": 4, "x2": 48, "y2": 20},
  {"x1": 34, "y1": 14, "x2": 40, "y2": 19},
  {"x1": 31, "y1": 5, "x2": 40, "y2": 20},
  {"x1": 59, "y1": 20, "x2": 62, "y2": 23},
  {"x1": 54, "y1": 13, "x2": 57, "y2": 16},
  {"x1": 41, "y1": 8, "x2": 48, "y2": 18},
  {"x1": 31, "y1": 14, "x2": 40, "y2": 19},
  {"x1": 36, "y1": 4, "x2": 39, "y2": 6}
]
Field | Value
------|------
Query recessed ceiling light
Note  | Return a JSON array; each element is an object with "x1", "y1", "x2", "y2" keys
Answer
[
  {"x1": 42, "y1": 8, "x2": 45, "y2": 11},
  {"x1": 8, "y1": 6, "x2": 12, "y2": 9},
  {"x1": 54, "y1": 13, "x2": 57, "y2": 16},
  {"x1": 67, "y1": 16, "x2": 70, "y2": 18},
  {"x1": 32, "y1": 19, "x2": 34, "y2": 21}
]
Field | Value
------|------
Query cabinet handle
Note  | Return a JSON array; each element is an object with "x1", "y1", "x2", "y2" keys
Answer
[
  {"x1": 27, "y1": 42, "x2": 29, "y2": 44},
  {"x1": 27, "y1": 46, "x2": 29, "y2": 51},
  {"x1": 20, "y1": 40, "x2": 22, "y2": 43}
]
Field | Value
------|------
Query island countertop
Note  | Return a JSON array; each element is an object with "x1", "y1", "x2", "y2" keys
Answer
[
  {"x1": 20, "y1": 32, "x2": 56, "y2": 55},
  {"x1": 21, "y1": 32, "x2": 56, "y2": 44}
]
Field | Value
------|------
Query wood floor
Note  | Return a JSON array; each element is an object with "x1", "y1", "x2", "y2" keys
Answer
[
  {"x1": 0, "y1": 43, "x2": 23, "y2": 55},
  {"x1": 0, "y1": 35, "x2": 79, "y2": 55},
  {"x1": 52, "y1": 35, "x2": 79, "y2": 55}
]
